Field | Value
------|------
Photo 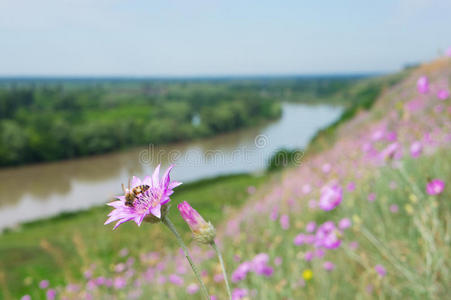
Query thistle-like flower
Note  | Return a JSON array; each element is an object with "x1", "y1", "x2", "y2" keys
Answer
[
  {"x1": 178, "y1": 201, "x2": 216, "y2": 244},
  {"x1": 105, "y1": 165, "x2": 182, "y2": 229}
]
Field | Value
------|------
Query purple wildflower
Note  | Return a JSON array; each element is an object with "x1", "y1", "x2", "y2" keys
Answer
[
  {"x1": 39, "y1": 280, "x2": 49, "y2": 289},
  {"x1": 169, "y1": 274, "x2": 184, "y2": 286},
  {"x1": 186, "y1": 283, "x2": 199, "y2": 294},
  {"x1": 21, "y1": 296, "x2": 31, "y2": 300},
  {"x1": 390, "y1": 204, "x2": 399, "y2": 213},
  {"x1": 232, "y1": 288, "x2": 248, "y2": 300},
  {"x1": 280, "y1": 214, "x2": 290, "y2": 230},
  {"x1": 319, "y1": 185, "x2": 343, "y2": 211},
  {"x1": 417, "y1": 76, "x2": 429, "y2": 94},
  {"x1": 231, "y1": 261, "x2": 251, "y2": 282},
  {"x1": 306, "y1": 221, "x2": 316, "y2": 233},
  {"x1": 410, "y1": 141, "x2": 422, "y2": 158},
  {"x1": 368, "y1": 193, "x2": 376, "y2": 202},
  {"x1": 323, "y1": 261, "x2": 335, "y2": 271},
  {"x1": 374, "y1": 264, "x2": 386, "y2": 277},
  {"x1": 46, "y1": 289, "x2": 56, "y2": 300},
  {"x1": 437, "y1": 89, "x2": 449, "y2": 100},
  {"x1": 105, "y1": 165, "x2": 181, "y2": 229},
  {"x1": 426, "y1": 179, "x2": 445, "y2": 195},
  {"x1": 338, "y1": 218, "x2": 352, "y2": 230}
]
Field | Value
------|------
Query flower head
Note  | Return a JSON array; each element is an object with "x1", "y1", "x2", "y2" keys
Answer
[
  {"x1": 105, "y1": 165, "x2": 181, "y2": 229},
  {"x1": 374, "y1": 264, "x2": 386, "y2": 277},
  {"x1": 417, "y1": 76, "x2": 429, "y2": 94},
  {"x1": 319, "y1": 185, "x2": 343, "y2": 211},
  {"x1": 178, "y1": 201, "x2": 216, "y2": 244},
  {"x1": 426, "y1": 179, "x2": 445, "y2": 195},
  {"x1": 437, "y1": 89, "x2": 449, "y2": 100}
]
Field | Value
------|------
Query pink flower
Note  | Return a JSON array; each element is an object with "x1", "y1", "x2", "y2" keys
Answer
[
  {"x1": 231, "y1": 262, "x2": 251, "y2": 282},
  {"x1": 437, "y1": 89, "x2": 449, "y2": 100},
  {"x1": 114, "y1": 277, "x2": 127, "y2": 289},
  {"x1": 347, "y1": 181, "x2": 356, "y2": 192},
  {"x1": 446, "y1": 47, "x2": 451, "y2": 57},
  {"x1": 105, "y1": 165, "x2": 181, "y2": 229},
  {"x1": 338, "y1": 218, "x2": 351, "y2": 230},
  {"x1": 305, "y1": 221, "x2": 316, "y2": 233},
  {"x1": 169, "y1": 274, "x2": 184, "y2": 286},
  {"x1": 417, "y1": 76, "x2": 429, "y2": 94},
  {"x1": 274, "y1": 256, "x2": 283, "y2": 266},
  {"x1": 368, "y1": 193, "x2": 376, "y2": 202},
  {"x1": 322, "y1": 163, "x2": 331, "y2": 173},
  {"x1": 21, "y1": 296, "x2": 31, "y2": 300},
  {"x1": 232, "y1": 288, "x2": 248, "y2": 300},
  {"x1": 252, "y1": 253, "x2": 273, "y2": 276},
  {"x1": 319, "y1": 185, "x2": 343, "y2": 211},
  {"x1": 186, "y1": 283, "x2": 199, "y2": 294},
  {"x1": 410, "y1": 141, "x2": 422, "y2": 158},
  {"x1": 374, "y1": 264, "x2": 386, "y2": 277},
  {"x1": 304, "y1": 251, "x2": 314, "y2": 261},
  {"x1": 379, "y1": 142, "x2": 399, "y2": 161},
  {"x1": 323, "y1": 261, "x2": 335, "y2": 271},
  {"x1": 46, "y1": 289, "x2": 56, "y2": 300},
  {"x1": 390, "y1": 204, "x2": 399, "y2": 213},
  {"x1": 426, "y1": 179, "x2": 445, "y2": 195},
  {"x1": 39, "y1": 280, "x2": 49, "y2": 289},
  {"x1": 280, "y1": 214, "x2": 290, "y2": 230},
  {"x1": 349, "y1": 241, "x2": 359, "y2": 250}
]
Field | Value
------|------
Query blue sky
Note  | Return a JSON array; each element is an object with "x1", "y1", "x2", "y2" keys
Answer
[{"x1": 0, "y1": 0, "x2": 450, "y2": 76}]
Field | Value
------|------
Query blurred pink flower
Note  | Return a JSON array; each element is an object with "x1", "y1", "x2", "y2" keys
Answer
[
  {"x1": 368, "y1": 193, "x2": 376, "y2": 202},
  {"x1": 274, "y1": 256, "x2": 283, "y2": 266},
  {"x1": 347, "y1": 181, "x2": 356, "y2": 192},
  {"x1": 21, "y1": 296, "x2": 31, "y2": 300},
  {"x1": 426, "y1": 179, "x2": 445, "y2": 195},
  {"x1": 338, "y1": 218, "x2": 352, "y2": 230},
  {"x1": 231, "y1": 262, "x2": 251, "y2": 282},
  {"x1": 46, "y1": 289, "x2": 56, "y2": 300},
  {"x1": 280, "y1": 214, "x2": 290, "y2": 230},
  {"x1": 323, "y1": 261, "x2": 335, "y2": 271},
  {"x1": 322, "y1": 163, "x2": 331, "y2": 173},
  {"x1": 306, "y1": 221, "x2": 316, "y2": 233},
  {"x1": 446, "y1": 47, "x2": 451, "y2": 57},
  {"x1": 169, "y1": 274, "x2": 184, "y2": 286},
  {"x1": 437, "y1": 89, "x2": 449, "y2": 100},
  {"x1": 390, "y1": 204, "x2": 399, "y2": 213},
  {"x1": 319, "y1": 185, "x2": 343, "y2": 211},
  {"x1": 410, "y1": 141, "x2": 422, "y2": 158},
  {"x1": 304, "y1": 251, "x2": 314, "y2": 261},
  {"x1": 232, "y1": 288, "x2": 248, "y2": 300},
  {"x1": 374, "y1": 264, "x2": 386, "y2": 277},
  {"x1": 417, "y1": 76, "x2": 429, "y2": 94},
  {"x1": 39, "y1": 280, "x2": 49, "y2": 289},
  {"x1": 186, "y1": 283, "x2": 199, "y2": 294},
  {"x1": 114, "y1": 277, "x2": 127, "y2": 289}
]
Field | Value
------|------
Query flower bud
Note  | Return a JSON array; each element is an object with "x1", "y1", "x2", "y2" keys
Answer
[{"x1": 178, "y1": 201, "x2": 216, "y2": 244}]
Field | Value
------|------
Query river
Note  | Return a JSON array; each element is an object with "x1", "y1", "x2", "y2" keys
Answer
[{"x1": 0, "y1": 103, "x2": 342, "y2": 229}]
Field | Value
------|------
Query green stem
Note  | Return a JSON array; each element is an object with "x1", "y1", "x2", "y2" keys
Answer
[
  {"x1": 162, "y1": 216, "x2": 210, "y2": 300},
  {"x1": 210, "y1": 241, "x2": 232, "y2": 300}
]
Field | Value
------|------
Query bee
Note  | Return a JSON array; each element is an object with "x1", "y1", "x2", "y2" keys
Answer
[{"x1": 122, "y1": 179, "x2": 150, "y2": 207}]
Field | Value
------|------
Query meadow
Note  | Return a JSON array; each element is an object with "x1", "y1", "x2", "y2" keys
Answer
[{"x1": 1, "y1": 57, "x2": 450, "y2": 300}]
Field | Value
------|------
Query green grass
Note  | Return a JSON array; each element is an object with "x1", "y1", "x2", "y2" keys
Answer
[{"x1": 0, "y1": 173, "x2": 269, "y2": 298}]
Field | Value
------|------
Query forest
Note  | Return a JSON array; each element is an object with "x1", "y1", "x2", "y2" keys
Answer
[{"x1": 0, "y1": 75, "x2": 374, "y2": 166}]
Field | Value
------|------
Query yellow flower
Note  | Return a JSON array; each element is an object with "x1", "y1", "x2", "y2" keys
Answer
[
  {"x1": 302, "y1": 269, "x2": 313, "y2": 281},
  {"x1": 405, "y1": 204, "x2": 414, "y2": 215}
]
